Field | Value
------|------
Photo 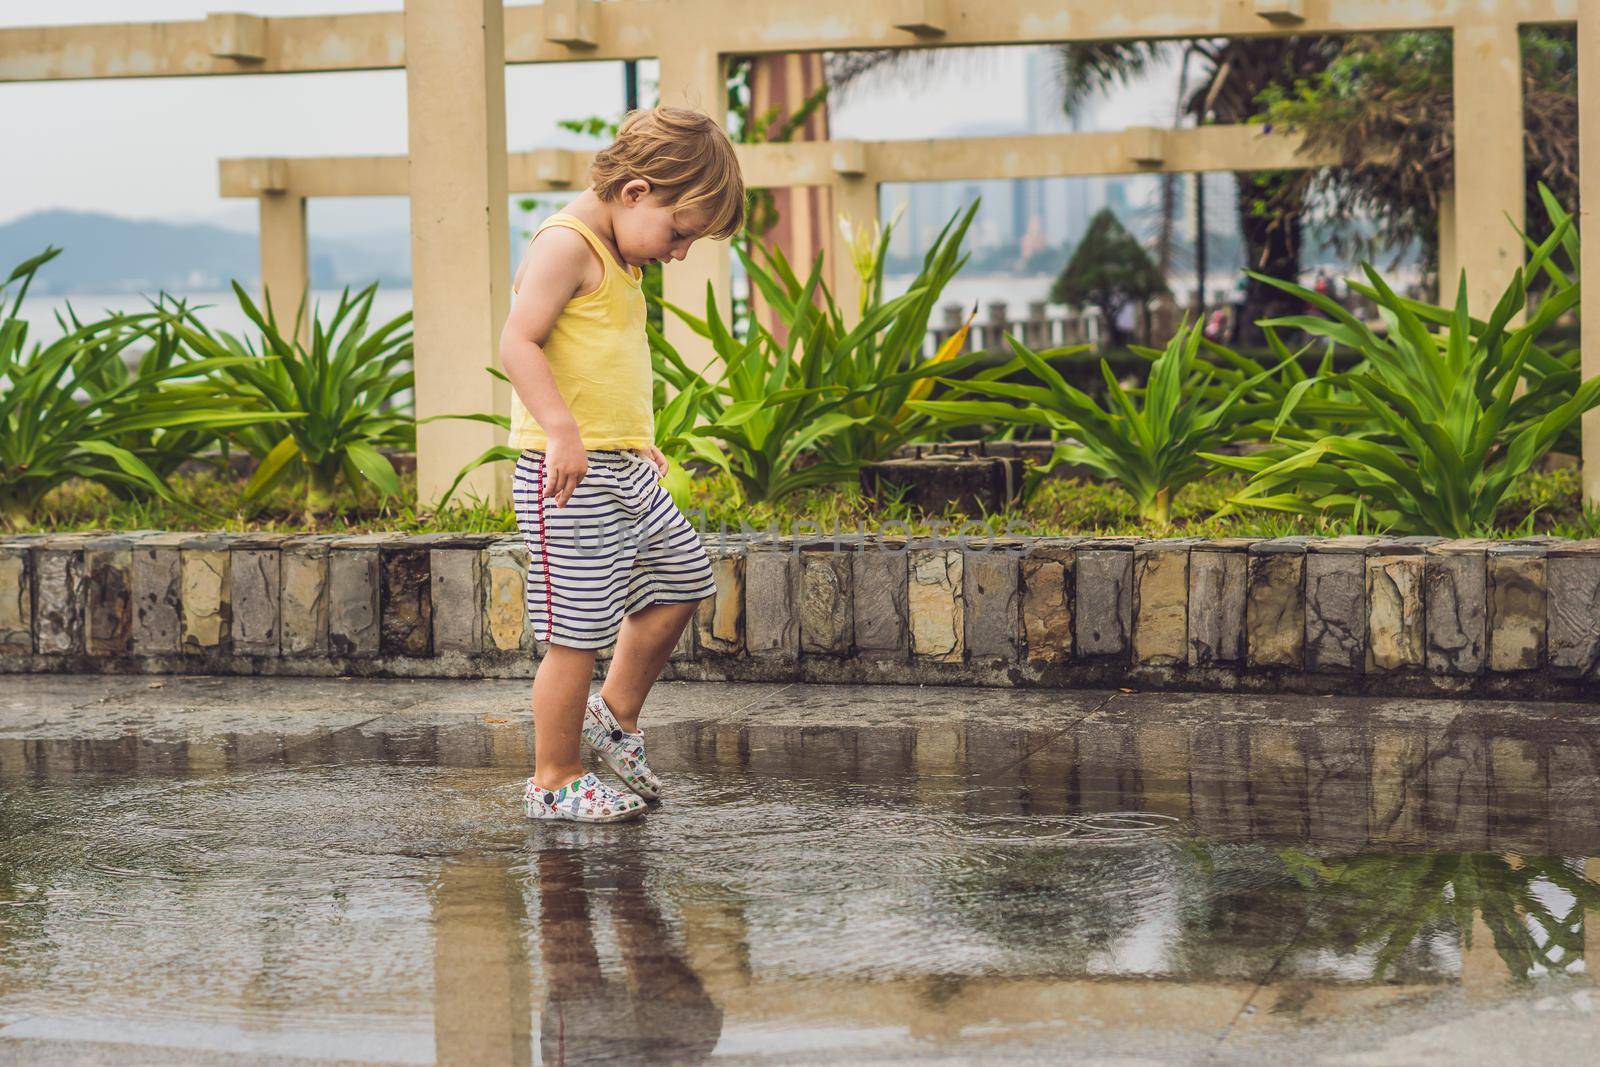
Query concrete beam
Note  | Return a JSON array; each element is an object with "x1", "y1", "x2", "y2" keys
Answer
[
  {"x1": 541, "y1": 0, "x2": 597, "y2": 49},
  {"x1": 860, "y1": 124, "x2": 1337, "y2": 184},
  {"x1": 218, "y1": 125, "x2": 1338, "y2": 199},
  {"x1": 2, "y1": 1, "x2": 1581, "y2": 82},
  {"x1": 1253, "y1": 0, "x2": 1306, "y2": 25},
  {"x1": 205, "y1": 13, "x2": 267, "y2": 62},
  {"x1": 893, "y1": 0, "x2": 947, "y2": 37},
  {"x1": 1125, "y1": 126, "x2": 1166, "y2": 168}
]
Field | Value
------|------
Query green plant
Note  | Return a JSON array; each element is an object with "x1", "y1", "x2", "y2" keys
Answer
[
  {"x1": 653, "y1": 204, "x2": 995, "y2": 504},
  {"x1": 67, "y1": 291, "x2": 262, "y2": 494},
  {"x1": 910, "y1": 322, "x2": 1288, "y2": 525},
  {"x1": 1206, "y1": 224, "x2": 1599, "y2": 536},
  {"x1": 0, "y1": 249, "x2": 277, "y2": 527},
  {"x1": 163, "y1": 281, "x2": 414, "y2": 513}
]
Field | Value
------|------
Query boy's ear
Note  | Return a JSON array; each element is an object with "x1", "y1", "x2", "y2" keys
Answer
[{"x1": 621, "y1": 178, "x2": 652, "y2": 206}]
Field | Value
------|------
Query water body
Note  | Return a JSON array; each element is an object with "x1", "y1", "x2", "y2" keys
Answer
[{"x1": 0, "y1": 677, "x2": 1595, "y2": 1064}]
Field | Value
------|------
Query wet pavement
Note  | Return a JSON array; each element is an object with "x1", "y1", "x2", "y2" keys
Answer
[{"x1": 0, "y1": 676, "x2": 1597, "y2": 1065}]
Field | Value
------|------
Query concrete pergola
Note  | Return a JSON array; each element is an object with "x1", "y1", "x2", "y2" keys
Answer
[{"x1": 4, "y1": 1, "x2": 1595, "y2": 508}]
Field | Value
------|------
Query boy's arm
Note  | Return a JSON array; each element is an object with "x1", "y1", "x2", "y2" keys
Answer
[{"x1": 498, "y1": 227, "x2": 592, "y2": 446}]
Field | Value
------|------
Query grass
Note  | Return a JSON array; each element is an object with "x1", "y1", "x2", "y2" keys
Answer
[{"x1": 11, "y1": 464, "x2": 1597, "y2": 541}]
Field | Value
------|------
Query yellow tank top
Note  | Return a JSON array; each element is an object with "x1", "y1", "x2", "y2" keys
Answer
[{"x1": 507, "y1": 212, "x2": 655, "y2": 451}]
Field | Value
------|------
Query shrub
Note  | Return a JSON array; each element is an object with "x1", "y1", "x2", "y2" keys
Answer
[{"x1": 1204, "y1": 224, "x2": 1599, "y2": 537}]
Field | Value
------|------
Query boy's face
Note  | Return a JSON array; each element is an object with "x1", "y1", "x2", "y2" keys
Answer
[{"x1": 615, "y1": 179, "x2": 711, "y2": 268}]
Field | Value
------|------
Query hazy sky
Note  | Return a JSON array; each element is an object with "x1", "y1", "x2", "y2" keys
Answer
[{"x1": 2, "y1": 2, "x2": 1177, "y2": 234}]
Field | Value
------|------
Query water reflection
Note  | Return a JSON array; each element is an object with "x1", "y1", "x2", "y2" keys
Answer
[
  {"x1": 0, "y1": 708, "x2": 1596, "y2": 1061},
  {"x1": 531, "y1": 846, "x2": 721, "y2": 1065}
]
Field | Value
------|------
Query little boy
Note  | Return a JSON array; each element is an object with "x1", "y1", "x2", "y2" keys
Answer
[{"x1": 500, "y1": 106, "x2": 745, "y2": 823}]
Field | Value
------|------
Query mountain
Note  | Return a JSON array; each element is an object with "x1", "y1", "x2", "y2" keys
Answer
[{"x1": 0, "y1": 210, "x2": 424, "y2": 294}]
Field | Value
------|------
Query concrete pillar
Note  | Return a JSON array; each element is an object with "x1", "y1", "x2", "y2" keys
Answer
[
  {"x1": 1581, "y1": 0, "x2": 1600, "y2": 506},
  {"x1": 258, "y1": 191, "x2": 310, "y2": 347},
  {"x1": 658, "y1": 46, "x2": 730, "y2": 378},
  {"x1": 749, "y1": 53, "x2": 834, "y2": 339},
  {"x1": 1437, "y1": 186, "x2": 1458, "y2": 305},
  {"x1": 403, "y1": 0, "x2": 512, "y2": 509},
  {"x1": 1451, "y1": 21, "x2": 1525, "y2": 318}
]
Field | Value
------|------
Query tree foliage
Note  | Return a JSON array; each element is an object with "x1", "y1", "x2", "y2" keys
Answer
[
  {"x1": 1258, "y1": 28, "x2": 1578, "y2": 272},
  {"x1": 1051, "y1": 209, "x2": 1168, "y2": 348}
]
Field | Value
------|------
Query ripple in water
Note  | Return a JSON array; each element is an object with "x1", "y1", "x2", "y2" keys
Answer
[{"x1": 958, "y1": 811, "x2": 1183, "y2": 846}]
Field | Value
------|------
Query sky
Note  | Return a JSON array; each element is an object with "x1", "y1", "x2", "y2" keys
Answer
[{"x1": 1, "y1": 2, "x2": 1178, "y2": 235}]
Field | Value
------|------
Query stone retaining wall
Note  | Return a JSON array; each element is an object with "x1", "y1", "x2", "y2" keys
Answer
[{"x1": 3, "y1": 531, "x2": 1598, "y2": 699}]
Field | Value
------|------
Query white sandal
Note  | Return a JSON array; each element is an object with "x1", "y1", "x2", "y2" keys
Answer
[
  {"x1": 524, "y1": 771, "x2": 646, "y2": 823},
  {"x1": 582, "y1": 692, "x2": 663, "y2": 802}
]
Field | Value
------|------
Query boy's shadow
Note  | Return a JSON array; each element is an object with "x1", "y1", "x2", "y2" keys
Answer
[{"x1": 536, "y1": 844, "x2": 724, "y2": 1066}]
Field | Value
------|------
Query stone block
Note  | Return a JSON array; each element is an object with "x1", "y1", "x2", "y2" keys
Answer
[
  {"x1": 1188, "y1": 541, "x2": 1249, "y2": 666},
  {"x1": 744, "y1": 548, "x2": 800, "y2": 660},
  {"x1": 963, "y1": 544, "x2": 1020, "y2": 661},
  {"x1": 231, "y1": 535, "x2": 285, "y2": 657},
  {"x1": 1424, "y1": 540, "x2": 1487, "y2": 675},
  {"x1": 280, "y1": 537, "x2": 332, "y2": 657},
  {"x1": 1546, "y1": 541, "x2": 1600, "y2": 677},
  {"x1": 1365, "y1": 555, "x2": 1424, "y2": 672},
  {"x1": 32, "y1": 538, "x2": 87, "y2": 655},
  {"x1": 484, "y1": 539, "x2": 530, "y2": 653},
  {"x1": 179, "y1": 536, "x2": 232, "y2": 654},
  {"x1": 328, "y1": 536, "x2": 392, "y2": 658},
  {"x1": 1133, "y1": 541, "x2": 1189, "y2": 666},
  {"x1": 84, "y1": 537, "x2": 135, "y2": 656},
  {"x1": 1020, "y1": 541, "x2": 1074, "y2": 665},
  {"x1": 380, "y1": 537, "x2": 434, "y2": 658},
  {"x1": 851, "y1": 543, "x2": 907, "y2": 660},
  {"x1": 1487, "y1": 543, "x2": 1546, "y2": 673},
  {"x1": 1075, "y1": 547, "x2": 1132, "y2": 658},
  {"x1": 130, "y1": 532, "x2": 188, "y2": 655},
  {"x1": 0, "y1": 541, "x2": 30, "y2": 653},
  {"x1": 1246, "y1": 539, "x2": 1307, "y2": 669},
  {"x1": 1304, "y1": 545, "x2": 1364, "y2": 673},
  {"x1": 909, "y1": 547, "x2": 963, "y2": 662},
  {"x1": 694, "y1": 548, "x2": 745, "y2": 655},
  {"x1": 429, "y1": 547, "x2": 485, "y2": 654},
  {"x1": 800, "y1": 551, "x2": 852, "y2": 654}
]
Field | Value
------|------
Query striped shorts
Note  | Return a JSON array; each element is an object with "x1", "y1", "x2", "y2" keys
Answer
[{"x1": 511, "y1": 448, "x2": 718, "y2": 650}]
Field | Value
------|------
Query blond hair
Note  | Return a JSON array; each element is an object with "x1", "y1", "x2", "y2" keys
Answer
[{"x1": 589, "y1": 106, "x2": 746, "y2": 240}]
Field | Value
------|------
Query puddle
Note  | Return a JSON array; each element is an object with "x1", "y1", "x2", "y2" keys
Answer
[{"x1": 0, "y1": 704, "x2": 1597, "y2": 1064}]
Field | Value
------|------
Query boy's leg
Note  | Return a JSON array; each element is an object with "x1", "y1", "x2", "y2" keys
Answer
[
  {"x1": 599, "y1": 599, "x2": 700, "y2": 732},
  {"x1": 532, "y1": 642, "x2": 598, "y2": 791}
]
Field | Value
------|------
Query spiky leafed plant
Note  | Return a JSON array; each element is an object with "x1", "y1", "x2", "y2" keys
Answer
[
  {"x1": 1204, "y1": 223, "x2": 1598, "y2": 537},
  {"x1": 908, "y1": 321, "x2": 1290, "y2": 525},
  {"x1": 163, "y1": 281, "x2": 415, "y2": 512},
  {"x1": 0, "y1": 249, "x2": 284, "y2": 527}
]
